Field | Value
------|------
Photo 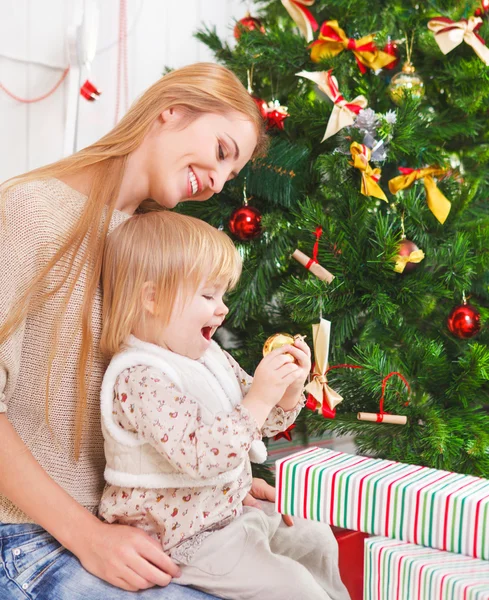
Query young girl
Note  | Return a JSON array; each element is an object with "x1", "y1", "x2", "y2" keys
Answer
[{"x1": 98, "y1": 211, "x2": 350, "y2": 600}]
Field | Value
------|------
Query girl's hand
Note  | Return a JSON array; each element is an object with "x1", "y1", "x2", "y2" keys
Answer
[
  {"x1": 277, "y1": 338, "x2": 312, "y2": 410},
  {"x1": 75, "y1": 520, "x2": 181, "y2": 591},
  {"x1": 247, "y1": 345, "x2": 301, "y2": 409},
  {"x1": 243, "y1": 477, "x2": 294, "y2": 527},
  {"x1": 242, "y1": 346, "x2": 301, "y2": 427}
]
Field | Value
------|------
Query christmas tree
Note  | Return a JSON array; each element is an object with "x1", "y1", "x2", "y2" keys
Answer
[{"x1": 179, "y1": 0, "x2": 489, "y2": 477}]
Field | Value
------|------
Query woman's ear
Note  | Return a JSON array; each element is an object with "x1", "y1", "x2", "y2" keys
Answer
[
  {"x1": 159, "y1": 106, "x2": 180, "y2": 124},
  {"x1": 141, "y1": 282, "x2": 157, "y2": 315}
]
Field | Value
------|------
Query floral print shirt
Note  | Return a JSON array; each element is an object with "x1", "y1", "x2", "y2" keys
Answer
[{"x1": 98, "y1": 350, "x2": 303, "y2": 554}]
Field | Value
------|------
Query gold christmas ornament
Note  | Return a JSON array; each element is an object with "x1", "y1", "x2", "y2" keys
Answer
[
  {"x1": 388, "y1": 33, "x2": 424, "y2": 105},
  {"x1": 388, "y1": 61, "x2": 424, "y2": 105},
  {"x1": 263, "y1": 333, "x2": 305, "y2": 357}
]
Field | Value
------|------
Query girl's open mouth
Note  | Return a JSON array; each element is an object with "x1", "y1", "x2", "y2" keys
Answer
[{"x1": 201, "y1": 326, "x2": 213, "y2": 341}]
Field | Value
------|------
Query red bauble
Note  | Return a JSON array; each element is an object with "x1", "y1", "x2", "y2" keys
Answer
[
  {"x1": 383, "y1": 37, "x2": 400, "y2": 71},
  {"x1": 475, "y1": 0, "x2": 489, "y2": 16},
  {"x1": 233, "y1": 15, "x2": 265, "y2": 39},
  {"x1": 229, "y1": 206, "x2": 262, "y2": 240},
  {"x1": 397, "y1": 239, "x2": 420, "y2": 274},
  {"x1": 252, "y1": 95, "x2": 268, "y2": 119},
  {"x1": 447, "y1": 304, "x2": 481, "y2": 339}
]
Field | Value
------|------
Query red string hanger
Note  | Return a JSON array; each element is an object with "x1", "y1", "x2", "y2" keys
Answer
[
  {"x1": 292, "y1": 226, "x2": 335, "y2": 283},
  {"x1": 358, "y1": 371, "x2": 410, "y2": 425},
  {"x1": 0, "y1": 68, "x2": 70, "y2": 103}
]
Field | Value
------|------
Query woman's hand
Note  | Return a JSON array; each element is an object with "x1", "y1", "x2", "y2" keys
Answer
[
  {"x1": 75, "y1": 519, "x2": 181, "y2": 591},
  {"x1": 243, "y1": 477, "x2": 294, "y2": 527}
]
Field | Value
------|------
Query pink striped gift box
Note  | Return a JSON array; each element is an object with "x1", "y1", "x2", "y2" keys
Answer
[
  {"x1": 275, "y1": 447, "x2": 489, "y2": 560},
  {"x1": 364, "y1": 537, "x2": 489, "y2": 600}
]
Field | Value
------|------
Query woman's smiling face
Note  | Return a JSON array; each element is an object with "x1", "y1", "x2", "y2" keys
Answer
[{"x1": 145, "y1": 108, "x2": 257, "y2": 208}]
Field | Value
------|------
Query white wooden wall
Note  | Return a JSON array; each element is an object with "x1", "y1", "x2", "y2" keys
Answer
[{"x1": 0, "y1": 0, "x2": 252, "y2": 182}]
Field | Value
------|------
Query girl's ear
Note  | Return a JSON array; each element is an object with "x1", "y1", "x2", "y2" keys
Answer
[{"x1": 141, "y1": 282, "x2": 157, "y2": 315}]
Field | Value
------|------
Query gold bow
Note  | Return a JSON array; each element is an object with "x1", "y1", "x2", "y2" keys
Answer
[
  {"x1": 350, "y1": 142, "x2": 387, "y2": 201},
  {"x1": 310, "y1": 20, "x2": 396, "y2": 72},
  {"x1": 305, "y1": 319, "x2": 343, "y2": 413},
  {"x1": 428, "y1": 16, "x2": 489, "y2": 66},
  {"x1": 296, "y1": 70, "x2": 367, "y2": 140},
  {"x1": 281, "y1": 0, "x2": 318, "y2": 43},
  {"x1": 394, "y1": 249, "x2": 425, "y2": 273},
  {"x1": 388, "y1": 167, "x2": 451, "y2": 224}
]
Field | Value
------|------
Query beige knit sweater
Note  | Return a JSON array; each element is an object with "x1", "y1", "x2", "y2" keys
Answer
[{"x1": 0, "y1": 178, "x2": 129, "y2": 523}]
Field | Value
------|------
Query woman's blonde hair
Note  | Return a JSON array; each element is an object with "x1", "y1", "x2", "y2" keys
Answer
[
  {"x1": 101, "y1": 211, "x2": 241, "y2": 357},
  {"x1": 0, "y1": 62, "x2": 266, "y2": 459}
]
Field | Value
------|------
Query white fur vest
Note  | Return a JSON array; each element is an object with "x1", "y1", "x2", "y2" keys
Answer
[{"x1": 100, "y1": 336, "x2": 267, "y2": 489}]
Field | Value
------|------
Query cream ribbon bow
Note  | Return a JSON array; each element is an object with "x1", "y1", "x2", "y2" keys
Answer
[
  {"x1": 296, "y1": 70, "x2": 367, "y2": 141},
  {"x1": 281, "y1": 0, "x2": 318, "y2": 42},
  {"x1": 305, "y1": 319, "x2": 343, "y2": 414},
  {"x1": 428, "y1": 16, "x2": 489, "y2": 65}
]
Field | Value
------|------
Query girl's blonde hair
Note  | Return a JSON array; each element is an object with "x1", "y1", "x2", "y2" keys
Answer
[
  {"x1": 0, "y1": 62, "x2": 266, "y2": 459},
  {"x1": 100, "y1": 211, "x2": 242, "y2": 357}
]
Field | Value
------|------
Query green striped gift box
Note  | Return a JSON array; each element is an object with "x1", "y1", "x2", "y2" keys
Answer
[
  {"x1": 275, "y1": 447, "x2": 489, "y2": 560},
  {"x1": 364, "y1": 537, "x2": 489, "y2": 600}
]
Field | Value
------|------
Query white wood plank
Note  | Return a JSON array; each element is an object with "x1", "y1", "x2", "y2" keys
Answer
[
  {"x1": 165, "y1": 0, "x2": 200, "y2": 68},
  {"x1": 26, "y1": 0, "x2": 68, "y2": 171},
  {"x1": 0, "y1": 0, "x2": 29, "y2": 181}
]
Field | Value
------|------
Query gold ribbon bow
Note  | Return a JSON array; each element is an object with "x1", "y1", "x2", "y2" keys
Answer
[
  {"x1": 428, "y1": 16, "x2": 489, "y2": 66},
  {"x1": 310, "y1": 20, "x2": 397, "y2": 72},
  {"x1": 394, "y1": 249, "x2": 425, "y2": 273},
  {"x1": 281, "y1": 0, "x2": 318, "y2": 43},
  {"x1": 388, "y1": 167, "x2": 451, "y2": 224},
  {"x1": 350, "y1": 142, "x2": 387, "y2": 201},
  {"x1": 296, "y1": 70, "x2": 367, "y2": 140},
  {"x1": 305, "y1": 319, "x2": 343, "y2": 414}
]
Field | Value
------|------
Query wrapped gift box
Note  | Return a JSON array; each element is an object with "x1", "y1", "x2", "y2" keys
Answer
[
  {"x1": 275, "y1": 447, "x2": 489, "y2": 560},
  {"x1": 364, "y1": 536, "x2": 489, "y2": 600}
]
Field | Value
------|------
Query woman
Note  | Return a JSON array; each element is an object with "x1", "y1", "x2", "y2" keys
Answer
[{"x1": 0, "y1": 62, "x2": 275, "y2": 600}]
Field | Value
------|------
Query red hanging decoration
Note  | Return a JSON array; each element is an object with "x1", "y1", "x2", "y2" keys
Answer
[
  {"x1": 306, "y1": 394, "x2": 337, "y2": 418},
  {"x1": 229, "y1": 205, "x2": 262, "y2": 240},
  {"x1": 447, "y1": 303, "x2": 481, "y2": 339},
  {"x1": 252, "y1": 95, "x2": 269, "y2": 119},
  {"x1": 80, "y1": 79, "x2": 101, "y2": 101},
  {"x1": 382, "y1": 37, "x2": 400, "y2": 70},
  {"x1": 266, "y1": 101, "x2": 289, "y2": 131},
  {"x1": 274, "y1": 423, "x2": 296, "y2": 442},
  {"x1": 475, "y1": 0, "x2": 489, "y2": 16},
  {"x1": 234, "y1": 14, "x2": 266, "y2": 39}
]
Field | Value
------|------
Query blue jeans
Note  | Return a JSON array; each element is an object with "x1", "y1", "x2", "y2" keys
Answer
[{"x1": 0, "y1": 524, "x2": 220, "y2": 600}]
